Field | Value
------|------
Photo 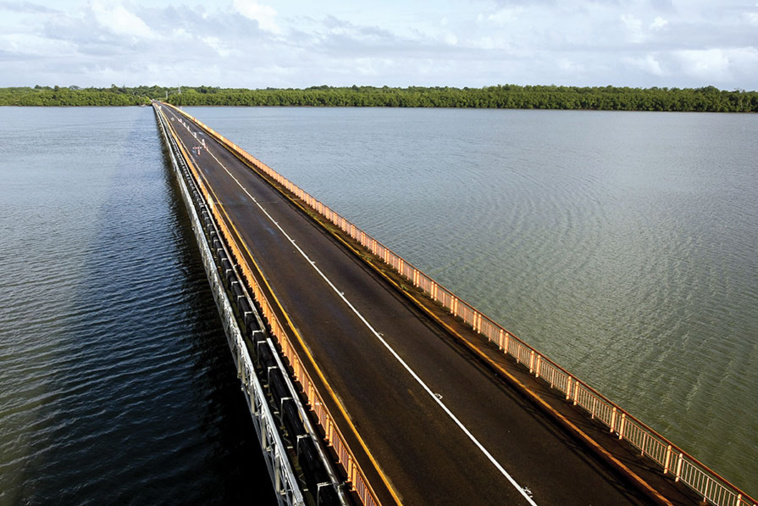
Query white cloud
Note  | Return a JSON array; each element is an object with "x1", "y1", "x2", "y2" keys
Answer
[
  {"x1": 91, "y1": 1, "x2": 154, "y2": 39},
  {"x1": 444, "y1": 32, "x2": 458, "y2": 46},
  {"x1": 171, "y1": 28, "x2": 192, "y2": 40},
  {"x1": 674, "y1": 49, "x2": 731, "y2": 81},
  {"x1": 625, "y1": 53, "x2": 665, "y2": 76},
  {"x1": 0, "y1": 32, "x2": 76, "y2": 58},
  {"x1": 558, "y1": 58, "x2": 586, "y2": 73},
  {"x1": 485, "y1": 7, "x2": 523, "y2": 26},
  {"x1": 0, "y1": 0, "x2": 756, "y2": 90},
  {"x1": 0, "y1": 2, "x2": 59, "y2": 14},
  {"x1": 471, "y1": 36, "x2": 496, "y2": 50},
  {"x1": 674, "y1": 47, "x2": 758, "y2": 83},
  {"x1": 620, "y1": 14, "x2": 645, "y2": 43},
  {"x1": 650, "y1": 17, "x2": 668, "y2": 31},
  {"x1": 233, "y1": 0, "x2": 280, "y2": 34},
  {"x1": 202, "y1": 36, "x2": 231, "y2": 58}
]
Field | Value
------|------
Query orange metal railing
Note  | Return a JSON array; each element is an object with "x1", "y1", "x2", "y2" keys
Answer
[
  {"x1": 164, "y1": 103, "x2": 756, "y2": 506},
  {"x1": 158, "y1": 105, "x2": 380, "y2": 506}
]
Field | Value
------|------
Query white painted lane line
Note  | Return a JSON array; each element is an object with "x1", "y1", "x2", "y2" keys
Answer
[{"x1": 195, "y1": 128, "x2": 538, "y2": 506}]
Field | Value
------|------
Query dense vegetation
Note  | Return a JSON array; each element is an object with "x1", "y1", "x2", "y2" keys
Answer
[
  {"x1": 2, "y1": 84, "x2": 757, "y2": 112},
  {"x1": 168, "y1": 85, "x2": 758, "y2": 112},
  {"x1": 0, "y1": 86, "x2": 151, "y2": 106}
]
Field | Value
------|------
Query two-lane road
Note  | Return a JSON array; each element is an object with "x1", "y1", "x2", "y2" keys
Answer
[{"x1": 162, "y1": 105, "x2": 652, "y2": 505}]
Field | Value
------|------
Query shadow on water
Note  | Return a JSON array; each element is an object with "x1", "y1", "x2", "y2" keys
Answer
[
  {"x1": 13, "y1": 110, "x2": 276, "y2": 504},
  {"x1": 159, "y1": 140, "x2": 279, "y2": 505}
]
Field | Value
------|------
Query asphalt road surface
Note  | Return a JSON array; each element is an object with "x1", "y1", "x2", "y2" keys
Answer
[{"x1": 161, "y1": 105, "x2": 655, "y2": 506}]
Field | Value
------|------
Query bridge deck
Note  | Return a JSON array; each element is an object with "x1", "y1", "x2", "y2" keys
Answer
[{"x1": 163, "y1": 105, "x2": 668, "y2": 505}]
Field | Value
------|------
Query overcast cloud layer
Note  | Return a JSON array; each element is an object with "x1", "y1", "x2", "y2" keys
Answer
[{"x1": 1, "y1": 0, "x2": 757, "y2": 89}]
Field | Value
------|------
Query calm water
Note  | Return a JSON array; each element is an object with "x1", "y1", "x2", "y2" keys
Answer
[
  {"x1": 0, "y1": 107, "x2": 276, "y2": 504},
  {"x1": 185, "y1": 106, "x2": 758, "y2": 495},
  {"x1": 1, "y1": 107, "x2": 755, "y2": 501}
]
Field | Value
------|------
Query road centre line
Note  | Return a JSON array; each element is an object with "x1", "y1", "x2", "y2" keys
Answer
[
  {"x1": 184, "y1": 118, "x2": 538, "y2": 506},
  {"x1": 168, "y1": 115, "x2": 400, "y2": 505}
]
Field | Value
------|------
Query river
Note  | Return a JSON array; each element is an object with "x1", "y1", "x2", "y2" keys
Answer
[{"x1": 1, "y1": 105, "x2": 756, "y2": 500}]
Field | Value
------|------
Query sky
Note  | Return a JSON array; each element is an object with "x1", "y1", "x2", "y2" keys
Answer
[{"x1": 1, "y1": 0, "x2": 757, "y2": 90}]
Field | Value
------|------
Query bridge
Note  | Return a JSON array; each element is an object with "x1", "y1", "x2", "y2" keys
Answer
[{"x1": 152, "y1": 102, "x2": 755, "y2": 506}]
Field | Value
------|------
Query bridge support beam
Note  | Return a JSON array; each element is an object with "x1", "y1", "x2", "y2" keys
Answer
[{"x1": 155, "y1": 104, "x2": 346, "y2": 506}]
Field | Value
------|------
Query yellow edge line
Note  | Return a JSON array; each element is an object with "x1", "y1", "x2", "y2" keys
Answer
[
  {"x1": 168, "y1": 104, "x2": 671, "y2": 505},
  {"x1": 401, "y1": 292, "x2": 674, "y2": 506},
  {"x1": 186, "y1": 114, "x2": 674, "y2": 504},
  {"x1": 212, "y1": 189, "x2": 402, "y2": 506},
  {"x1": 166, "y1": 110, "x2": 401, "y2": 506},
  {"x1": 319, "y1": 223, "x2": 676, "y2": 506}
]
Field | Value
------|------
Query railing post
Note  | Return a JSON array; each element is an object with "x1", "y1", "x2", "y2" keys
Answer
[
  {"x1": 163, "y1": 102, "x2": 757, "y2": 506},
  {"x1": 274, "y1": 461, "x2": 282, "y2": 494},
  {"x1": 675, "y1": 452, "x2": 684, "y2": 482},
  {"x1": 664, "y1": 445, "x2": 673, "y2": 474},
  {"x1": 591, "y1": 397, "x2": 596, "y2": 419},
  {"x1": 237, "y1": 350, "x2": 243, "y2": 382},
  {"x1": 549, "y1": 367, "x2": 555, "y2": 388}
]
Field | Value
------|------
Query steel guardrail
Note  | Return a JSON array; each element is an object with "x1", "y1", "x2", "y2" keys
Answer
[
  {"x1": 164, "y1": 103, "x2": 756, "y2": 506},
  {"x1": 154, "y1": 104, "x2": 308, "y2": 504},
  {"x1": 158, "y1": 104, "x2": 380, "y2": 506}
]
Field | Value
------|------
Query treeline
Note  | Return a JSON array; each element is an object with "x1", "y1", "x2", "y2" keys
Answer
[
  {"x1": 0, "y1": 85, "x2": 151, "y2": 106},
  {"x1": 167, "y1": 85, "x2": 758, "y2": 112},
  {"x1": 2, "y1": 84, "x2": 757, "y2": 112}
]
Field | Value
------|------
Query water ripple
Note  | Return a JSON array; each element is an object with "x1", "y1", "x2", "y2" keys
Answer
[
  {"x1": 192, "y1": 106, "x2": 758, "y2": 495},
  {"x1": 0, "y1": 107, "x2": 276, "y2": 505}
]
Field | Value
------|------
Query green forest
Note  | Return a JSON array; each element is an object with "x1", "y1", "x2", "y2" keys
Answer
[
  {"x1": 2, "y1": 84, "x2": 757, "y2": 112},
  {"x1": 0, "y1": 85, "x2": 151, "y2": 106}
]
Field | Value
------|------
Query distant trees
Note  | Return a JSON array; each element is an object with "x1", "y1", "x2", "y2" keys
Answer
[
  {"x1": 1, "y1": 84, "x2": 757, "y2": 112},
  {"x1": 165, "y1": 85, "x2": 758, "y2": 112},
  {"x1": 0, "y1": 86, "x2": 151, "y2": 106}
]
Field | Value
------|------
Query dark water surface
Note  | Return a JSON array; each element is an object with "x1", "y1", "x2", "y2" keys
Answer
[
  {"x1": 1, "y1": 106, "x2": 756, "y2": 501},
  {"x1": 185, "y1": 107, "x2": 758, "y2": 496},
  {"x1": 0, "y1": 107, "x2": 276, "y2": 504}
]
